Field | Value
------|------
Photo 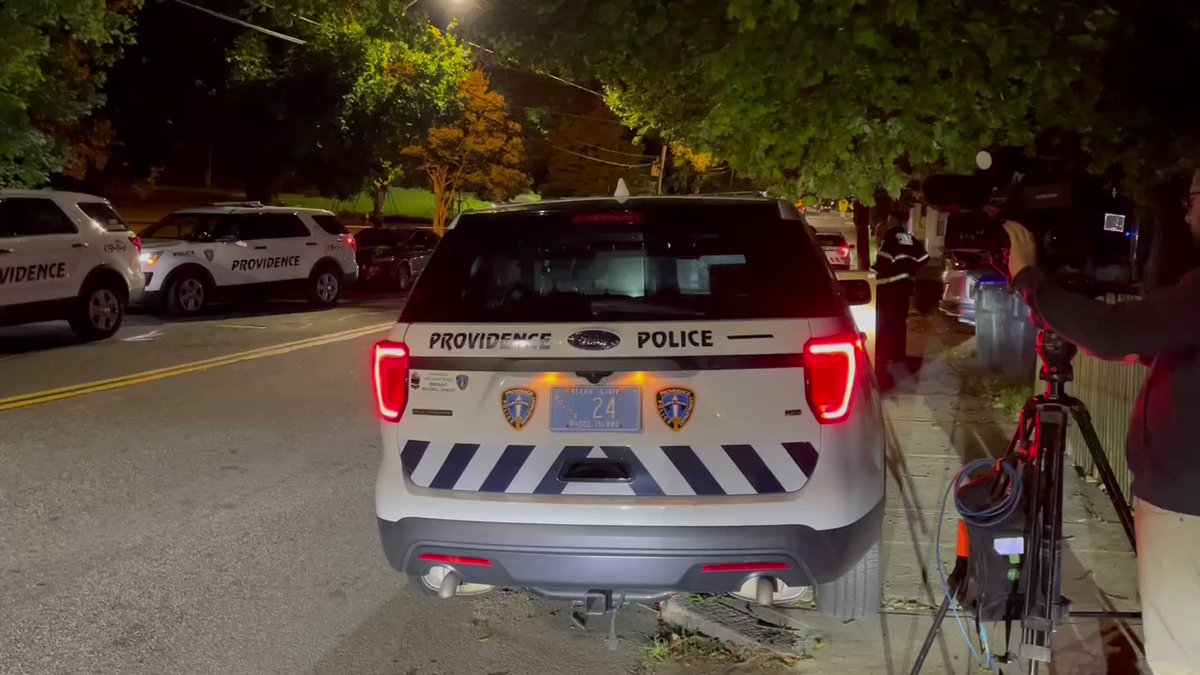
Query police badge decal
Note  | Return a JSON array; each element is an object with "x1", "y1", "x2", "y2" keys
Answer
[
  {"x1": 656, "y1": 387, "x2": 695, "y2": 431},
  {"x1": 501, "y1": 388, "x2": 536, "y2": 430}
]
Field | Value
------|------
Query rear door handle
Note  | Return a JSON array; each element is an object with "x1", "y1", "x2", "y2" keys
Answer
[
  {"x1": 253, "y1": 245, "x2": 268, "y2": 250},
  {"x1": 0, "y1": 248, "x2": 13, "y2": 254},
  {"x1": 305, "y1": 242, "x2": 318, "y2": 246},
  {"x1": 72, "y1": 242, "x2": 89, "y2": 248}
]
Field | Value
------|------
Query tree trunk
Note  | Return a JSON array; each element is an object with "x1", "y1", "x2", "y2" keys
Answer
[
  {"x1": 204, "y1": 142, "x2": 213, "y2": 189},
  {"x1": 373, "y1": 184, "x2": 387, "y2": 223},
  {"x1": 245, "y1": 176, "x2": 275, "y2": 205},
  {"x1": 431, "y1": 173, "x2": 450, "y2": 235},
  {"x1": 853, "y1": 201, "x2": 871, "y2": 271}
]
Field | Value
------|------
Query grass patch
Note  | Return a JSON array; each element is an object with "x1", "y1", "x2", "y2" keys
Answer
[
  {"x1": 640, "y1": 627, "x2": 798, "y2": 673},
  {"x1": 958, "y1": 369, "x2": 1033, "y2": 418},
  {"x1": 941, "y1": 343, "x2": 977, "y2": 361},
  {"x1": 642, "y1": 630, "x2": 733, "y2": 664},
  {"x1": 277, "y1": 188, "x2": 539, "y2": 219}
]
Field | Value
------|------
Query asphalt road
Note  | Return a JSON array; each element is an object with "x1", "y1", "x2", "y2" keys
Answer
[{"x1": 0, "y1": 293, "x2": 659, "y2": 675}]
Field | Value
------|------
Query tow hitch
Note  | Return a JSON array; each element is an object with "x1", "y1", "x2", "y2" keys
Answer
[{"x1": 572, "y1": 591, "x2": 626, "y2": 651}]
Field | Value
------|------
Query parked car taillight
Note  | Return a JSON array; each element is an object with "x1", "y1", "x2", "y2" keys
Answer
[
  {"x1": 130, "y1": 235, "x2": 142, "y2": 253},
  {"x1": 373, "y1": 341, "x2": 410, "y2": 422},
  {"x1": 804, "y1": 335, "x2": 861, "y2": 423}
]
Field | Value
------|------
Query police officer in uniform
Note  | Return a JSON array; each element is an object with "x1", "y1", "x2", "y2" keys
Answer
[{"x1": 873, "y1": 209, "x2": 929, "y2": 377}]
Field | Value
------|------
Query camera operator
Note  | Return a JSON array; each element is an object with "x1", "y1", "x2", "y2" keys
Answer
[
  {"x1": 873, "y1": 205, "x2": 930, "y2": 381},
  {"x1": 1004, "y1": 171, "x2": 1200, "y2": 674}
]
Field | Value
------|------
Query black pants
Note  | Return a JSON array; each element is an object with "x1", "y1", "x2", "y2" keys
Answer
[{"x1": 876, "y1": 279, "x2": 913, "y2": 366}]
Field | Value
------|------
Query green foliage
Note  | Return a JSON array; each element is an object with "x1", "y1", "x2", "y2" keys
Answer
[
  {"x1": 402, "y1": 69, "x2": 530, "y2": 232},
  {"x1": 0, "y1": 0, "x2": 141, "y2": 187},
  {"x1": 222, "y1": 5, "x2": 471, "y2": 200},
  {"x1": 484, "y1": 0, "x2": 1175, "y2": 200},
  {"x1": 277, "y1": 187, "x2": 494, "y2": 219}
]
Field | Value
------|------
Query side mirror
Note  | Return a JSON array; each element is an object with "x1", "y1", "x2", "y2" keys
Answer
[{"x1": 841, "y1": 279, "x2": 872, "y2": 306}]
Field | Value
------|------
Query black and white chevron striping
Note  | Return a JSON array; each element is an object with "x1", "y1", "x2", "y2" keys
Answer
[{"x1": 399, "y1": 440, "x2": 819, "y2": 496}]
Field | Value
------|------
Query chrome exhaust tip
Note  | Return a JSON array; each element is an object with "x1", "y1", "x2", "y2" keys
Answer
[
  {"x1": 438, "y1": 570, "x2": 463, "y2": 599},
  {"x1": 755, "y1": 576, "x2": 775, "y2": 607}
]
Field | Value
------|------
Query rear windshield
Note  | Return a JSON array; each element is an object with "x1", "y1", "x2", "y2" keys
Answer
[
  {"x1": 816, "y1": 233, "x2": 846, "y2": 247},
  {"x1": 357, "y1": 227, "x2": 411, "y2": 247},
  {"x1": 312, "y1": 214, "x2": 347, "y2": 235},
  {"x1": 79, "y1": 202, "x2": 128, "y2": 232},
  {"x1": 141, "y1": 213, "x2": 232, "y2": 241},
  {"x1": 401, "y1": 204, "x2": 840, "y2": 323}
]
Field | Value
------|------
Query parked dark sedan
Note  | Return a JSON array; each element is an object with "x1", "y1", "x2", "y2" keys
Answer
[{"x1": 355, "y1": 227, "x2": 440, "y2": 290}]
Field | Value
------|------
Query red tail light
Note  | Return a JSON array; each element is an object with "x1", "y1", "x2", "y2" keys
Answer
[
  {"x1": 373, "y1": 341, "x2": 410, "y2": 422},
  {"x1": 840, "y1": 246, "x2": 850, "y2": 258},
  {"x1": 701, "y1": 562, "x2": 791, "y2": 573},
  {"x1": 418, "y1": 553, "x2": 492, "y2": 567},
  {"x1": 804, "y1": 335, "x2": 860, "y2": 423},
  {"x1": 345, "y1": 234, "x2": 357, "y2": 253},
  {"x1": 130, "y1": 235, "x2": 142, "y2": 253}
]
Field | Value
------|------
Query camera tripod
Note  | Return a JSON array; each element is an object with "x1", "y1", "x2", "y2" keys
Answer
[{"x1": 911, "y1": 330, "x2": 1139, "y2": 675}]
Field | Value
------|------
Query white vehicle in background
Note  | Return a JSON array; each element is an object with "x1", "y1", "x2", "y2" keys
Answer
[
  {"x1": 136, "y1": 203, "x2": 358, "y2": 316},
  {"x1": 0, "y1": 190, "x2": 144, "y2": 340},
  {"x1": 816, "y1": 230, "x2": 856, "y2": 270},
  {"x1": 373, "y1": 196, "x2": 885, "y2": 618}
]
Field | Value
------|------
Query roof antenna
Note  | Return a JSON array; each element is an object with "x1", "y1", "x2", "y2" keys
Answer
[{"x1": 613, "y1": 178, "x2": 631, "y2": 203}]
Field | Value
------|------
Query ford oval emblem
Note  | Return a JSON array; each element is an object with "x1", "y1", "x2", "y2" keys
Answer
[{"x1": 567, "y1": 329, "x2": 621, "y2": 351}]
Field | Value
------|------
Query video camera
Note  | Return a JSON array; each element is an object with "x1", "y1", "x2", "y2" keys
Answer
[{"x1": 923, "y1": 129, "x2": 1141, "y2": 294}]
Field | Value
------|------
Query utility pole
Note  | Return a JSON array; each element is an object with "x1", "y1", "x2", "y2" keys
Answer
[{"x1": 656, "y1": 145, "x2": 668, "y2": 195}]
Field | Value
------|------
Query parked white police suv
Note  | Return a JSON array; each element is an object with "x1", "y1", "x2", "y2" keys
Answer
[
  {"x1": 0, "y1": 190, "x2": 144, "y2": 340},
  {"x1": 373, "y1": 196, "x2": 885, "y2": 618},
  {"x1": 137, "y1": 203, "x2": 358, "y2": 315}
]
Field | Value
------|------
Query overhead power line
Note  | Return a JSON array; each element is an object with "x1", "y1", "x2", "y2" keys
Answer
[
  {"x1": 579, "y1": 142, "x2": 657, "y2": 160},
  {"x1": 457, "y1": 87, "x2": 657, "y2": 168},
  {"x1": 461, "y1": 38, "x2": 604, "y2": 99},
  {"x1": 169, "y1": 3, "x2": 648, "y2": 168},
  {"x1": 170, "y1": 0, "x2": 307, "y2": 44},
  {"x1": 527, "y1": 137, "x2": 657, "y2": 168}
]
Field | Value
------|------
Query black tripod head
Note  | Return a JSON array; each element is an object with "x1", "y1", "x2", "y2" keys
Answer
[{"x1": 1037, "y1": 330, "x2": 1076, "y2": 398}]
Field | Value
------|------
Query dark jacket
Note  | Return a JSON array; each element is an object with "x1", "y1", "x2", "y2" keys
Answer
[
  {"x1": 1013, "y1": 266, "x2": 1200, "y2": 515},
  {"x1": 873, "y1": 225, "x2": 929, "y2": 283}
]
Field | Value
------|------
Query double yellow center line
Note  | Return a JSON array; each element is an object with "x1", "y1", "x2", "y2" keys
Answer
[{"x1": 0, "y1": 322, "x2": 392, "y2": 413}]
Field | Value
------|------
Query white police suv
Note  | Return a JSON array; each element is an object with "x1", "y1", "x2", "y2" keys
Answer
[
  {"x1": 136, "y1": 203, "x2": 358, "y2": 315},
  {"x1": 0, "y1": 190, "x2": 144, "y2": 340},
  {"x1": 373, "y1": 197, "x2": 885, "y2": 618}
]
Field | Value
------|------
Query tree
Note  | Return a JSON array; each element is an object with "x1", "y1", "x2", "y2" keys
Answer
[
  {"x1": 480, "y1": 0, "x2": 1194, "y2": 199},
  {"x1": 221, "y1": 6, "x2": 470, "y2": 203},
  {"x1": 403, "y1": 69, "x2": 529, "y2": 233},
  {"x1": 668, "y1": 144, "x2": 734, "y2": 194},
  {"x1": 539, "y1": 102, "x2": 649, "y2": 198},
  {"x1": 300, "y1": 21, "x2": 470, "y2": 217},
  {"x1": 0, "y1": 0, "x2": 141, "y2": 187}
]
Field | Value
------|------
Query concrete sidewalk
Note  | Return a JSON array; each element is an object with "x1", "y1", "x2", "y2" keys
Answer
[{"x1": 664, "y1": 318, "x2": 1142, "y2": 674}]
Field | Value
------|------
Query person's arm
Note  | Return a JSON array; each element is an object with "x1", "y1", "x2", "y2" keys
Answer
[{"x1": 1013, "y1": 266, "x2": 1200, "y2": 359}]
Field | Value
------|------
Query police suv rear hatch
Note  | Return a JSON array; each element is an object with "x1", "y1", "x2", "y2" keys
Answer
[{"x1": 374, "y1": 200, "x2": 863, "y2": 498}]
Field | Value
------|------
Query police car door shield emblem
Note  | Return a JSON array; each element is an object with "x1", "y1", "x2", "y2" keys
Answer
[
  {"x1": 501, "y1": 387, "x2": 537, "y2": 430},
  {"x1": 456, "y1": 374, "x2": 469, "y2": 390},
  {"x1": 656, "y1": 387, "x2": 695, "y2": 431},
  {"x1": 203, "y1": 249, "x2": 214, "y2": 262}
]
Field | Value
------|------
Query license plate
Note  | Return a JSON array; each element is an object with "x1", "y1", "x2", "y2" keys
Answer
[{"x1": 550, "y1": 386, "x2": 641, "y2": 432}]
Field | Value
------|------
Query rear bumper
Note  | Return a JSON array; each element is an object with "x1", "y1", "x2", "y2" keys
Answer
[
  {"x1": 378, "y1": 497, "x2": 883, "y2": 600},
  {"x1": 938, "y1": 298, "x2": 976, "y2": 325}
]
